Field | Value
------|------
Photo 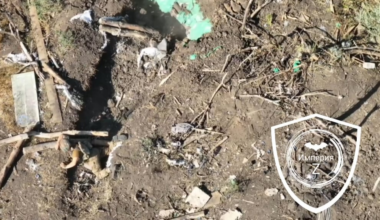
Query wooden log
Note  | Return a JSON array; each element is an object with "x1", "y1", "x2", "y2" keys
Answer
[
  {"x1": 98, "y1": 18, "x2": 159, "y2": 35},
  {"x1": 40, "y1": 62, "x2": 67, "y2": 85},
  {"x1": 23, "y1": 139, "x2": 110, "y2": 154},
  {"x1": 0, "y1": 134, "x2": 29, "y2": 146},
  {"x1": 99, "y1": 25, "x2": 149, "y2": 39},
  {"x1": 29, "y1": 0, "x2": 63, "y2": 123},
  {"x1": 0, "y1": 130, "x2": 109, "y2": 146},
  {"x1": 0, "y1": 125, "x2": 34, "y2": 189}
]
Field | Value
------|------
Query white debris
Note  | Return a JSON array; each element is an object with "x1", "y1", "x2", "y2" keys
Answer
[
  {"x1": 100, "y1": 31, "x2": 108, "y2": 50},
  {"x1": 137, "y1": 39, "x2": 167, "y2": 68},
  {"x1": 26, "y1": 159, "x2": 39, "y2": 171},
  {"x1": 157, "y1": 141, "x2": 171, "y2": 155},
  {"x1": 185, "y1": 187, "x2": 210, "y2": 208},
  {"x1": 70, "y1": 9, "x2": 93, "y2": 24},
  {"x1": 220, "y1": 209, "x2": 243, "y2": 220},
  {"x1": 265, "y1": 188, "x2": 278, "y2": 196},
  {"x1": 7, "y1": 53, "x2": 28, "y2": 63},
  {"x1": 171, "y1": 123, "x2": 194, "y2": 135},
  {"x1": 363, "y1": 62, "x2": 376, "y2": 69},
  {"x1": 166, "y1": 158, "x2": 185, "y2": 166},
  {"x1": 158, "y1": 209, "x2": 175, "y2": 218},
  {"x1": 56, "y1": 85, "x2": 83, "y2": 110},
  {"x1": 280, "y1": 193, "x2": 285, "y2": 200},
  {"x1": 106, "y1": 142, "x2": 123, "y2": 168}
]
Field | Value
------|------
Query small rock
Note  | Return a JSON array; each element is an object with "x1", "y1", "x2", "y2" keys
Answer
[
  {"x1": 220, "y1": 209, "x2": 242, "y2": 220},
  {"x1": 223, "y1": 3, "x2": 233, "y2": 14},
  {"x1": 264, "y1": 188, "x2": 278, "y2": 196},
  {"x1": 171, "y1": 123, "x2": 194, "y2": 135},
  {"x1": 158, "y1": 209, "x2": 175, "y2": 218},
  {"x1": 204, "y1": 191, "x2": 222, "y2": 209},
  {"x1": 280, "y1": 193, "x2": 285, "y2": 200},
  {"x1": 368, "y1": 194, "x2": 374, "y2": 200},
  {"x1": 185, "y1": 187, "x2": 210, "y2": 208},
  {"x1": 107, "y1": 99, "x2": 115, "y2": 108},
  {"x1": 222, "y1": 31, "x2": 228, "y2": 37},
  {"x1": 140, "y1": 8, "x2": 147, "y2": 14},
  {"x1": 287, "y1": 202, "x2": 297, "y2": 213},
  {"x1": 242, "y1": 158, "x2": 248, "y2": 164},
  {"x1": 230, "y1": 1, "x2": 242, "y2": 13}
]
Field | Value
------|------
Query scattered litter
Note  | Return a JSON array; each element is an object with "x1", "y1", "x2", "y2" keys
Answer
[
  {"x1": 363, "y1": 62, "x2": 376, "y2": 69},
  {"x1": 190, "y1": 54, "x2": 197, "y2": 60},
  {"x1": 12, "y1": 71, "x2": 40, "y2": 127},
  {"x1": 6, "y1": 53, "x2": 28, "y2": 64},
  {"x1": 280, "y1": 193, "x2": 285, "y2": 200},
  {"x1": 265, "y1": 188, "x2": 278, "y2": 196},
  {"x1": 341, "y1": 41, "x2": 352, "y2": 48},
  {"x1": 273, "y1": 68, "x2": 280, "y2": 73},
  {"x1": 70, "y1": 9, "x2": 93, "y2": 24},
  {"x1": 185, "y1": 187, "x2": 210, "y2": 208},
  {"x1": 220, "y1": 209, "x2": 243, "y2": 220},
  {"x1": 56, "y1": 85, "x2": 84, "y2": 110},
  {"x1": 293, "y1": 60, "x2": 301, "y2": 73},
  {"x1": 284, "y1": 21, "x2": 289, "y2": 27},
  {"x1": 242, "y1": 158, "x2": 249, "y2": 164},
  {"x1": 171, "y1": 123, "x2": 194, "y2": 135},
  {"x1": 166, "y1": 158, "x2": 186, "y2": 166},
  {"x1": 336, "y1": 22, "x2": 342, "y2": 28},
  {"x1": 158, "y1": 209, "x2": 175, "y2": 218},
  {"x1": 204, "y1": 191, "x2": 222, "y2": 209},
  {"x1": 137, "y1": 39, "x2": 167, "y2": 69}
]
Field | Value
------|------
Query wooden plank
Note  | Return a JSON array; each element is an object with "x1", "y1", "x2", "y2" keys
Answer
[{"x1": 29, "y1": 0, "x2": 62, "y2": 123}]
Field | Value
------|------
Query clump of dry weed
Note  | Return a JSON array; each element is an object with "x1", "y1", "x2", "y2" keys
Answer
[{"x1": 0, "y1": 62, "x2": 22, "y2": 133}]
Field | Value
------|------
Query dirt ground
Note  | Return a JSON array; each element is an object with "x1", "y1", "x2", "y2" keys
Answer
[{"x1": 0, "y1": 0, "x2": 380, "y2": 219}]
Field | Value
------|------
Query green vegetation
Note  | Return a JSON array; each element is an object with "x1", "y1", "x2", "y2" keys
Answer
[
  {"x1": 57, "y1": 31, "x2": 74, "y2": 53},
  {"x1": 356, "y1": 3, "x2": 380, "y2": 37},
  {"x1": 34, "y1": 0, "x2": 63, "y2": 21}
]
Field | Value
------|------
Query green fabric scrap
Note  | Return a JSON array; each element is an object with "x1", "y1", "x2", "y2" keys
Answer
[{"x1": 153, "y1": 0, "x2": 213, "y2": 40}]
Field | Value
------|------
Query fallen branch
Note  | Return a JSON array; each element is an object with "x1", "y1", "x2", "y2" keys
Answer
[
  {"x1": 192, "y1": 55, "x2": 232, "y2": 126},
  {"x1": 241, "y1": 0, "x2": 254, "y2": 30},
  {"x1": 250, "y1": 0, "x2": 272, "y2": 18},
  {"x1": 0, "y1": 125, "x2": 35, "y2": 189},
  {"x1": 100, "y1": 25, "x2": 149, "y2": 39},
  {"x1": 373, "y1": 177, "x2": 380, "y2": 192},
  {"x1": 209, "y1": 136, "x2": 229, "y2": 153},
  {"x1": 29, "y1": 130, "x2": 109, "y2": 138},
  {"x1": 98, "y1": 18, "x2": 159, "y2": 35},
  {"x1": 297, "y1": 91, "x2": 340, "y2": 99},
  {"x1": 170, "y1": 211, "x2": 205, "y2": 220},
  {"x1": 0, "y1": 134, "x2": 29, "y2": 146},
  {"x1": 238, "y1": 94, "x2": 280, "y2": 105},
  {"x1": 23, "y1": 139, "x2": 109, "y2": 154},
  {"x1": 40, "y1": 62, "x2": 67, "y2": 85}
]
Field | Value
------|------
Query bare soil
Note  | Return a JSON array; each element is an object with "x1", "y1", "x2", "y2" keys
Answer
[{"x1": 0, "y1": 0, "x2": 379, "y2": 219}]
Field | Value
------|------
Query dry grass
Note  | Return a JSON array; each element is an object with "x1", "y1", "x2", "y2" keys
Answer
[{"x1": 0, "y1": 62, "x2": 23, "y2": 133}]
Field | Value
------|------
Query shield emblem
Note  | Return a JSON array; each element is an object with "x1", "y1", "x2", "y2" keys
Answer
[{"x1": 271, "y1": 114, "x2": 361, "y2": 213}]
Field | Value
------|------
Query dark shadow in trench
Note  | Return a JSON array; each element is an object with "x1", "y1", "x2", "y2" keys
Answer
[
  {"x1": 76, "y1": 36, "x2": 122, "y2": 137},
  {"x1": 76, "y1": 0, "x2": 185, "y2": 136}
]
